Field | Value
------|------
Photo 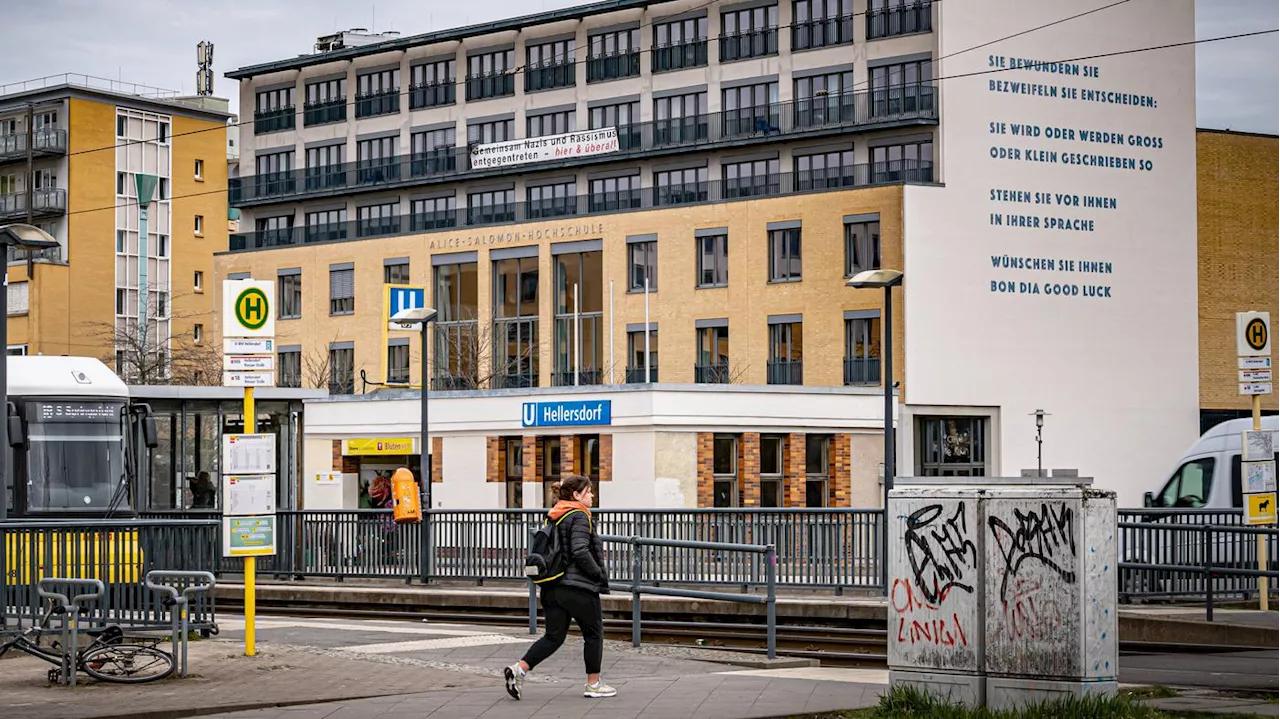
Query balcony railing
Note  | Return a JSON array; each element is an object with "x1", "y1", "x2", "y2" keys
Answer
[
  {"x1": 466, "y1": 72, "x2": 516, "y2": 101},
  {"x1": 410, "y1": 81, "x2": 456, "y2": 109},
  {"x1": 355, "y1": 89, "x2": 400, "y2": 118},
  {"x1": 230, "y1": 162, "x2": 933, "y2": 250},
  {"x1": 843, "y1": 357, "x2": 882, "y2": 386},
  {"x1": 525, "y1": 61, "x2": 576, "y2": 92},
  {"x1": 587, "y1": 52, "x2": 640, "y2": 83},
  {"x1": 867, "y1": 0, "x2": 932, "y2": 39},
  {"x1": 227, "y1": 87, "x2": 937, "y2": 206},
  {"x1": 719, "y1": 28, "x2": 778, "y2": 62},
  {"x1": 432, "y1": 372, "x2": 478, "y2": 391},
  {"x1": 0, "y1": 128, "x2": 68, "y2": 162},
  {"x1": 303, "y1": 98, "x2": 346, "y2": 126},
  {"x1": 652, "y1": 41, "x2": 708, "y2": 72},
  {"x1": 625, "y1": 366, "x2": 658, "y2": 384},
  {"x1": 694, "y1": 362, "x2": 731, "y2": 384},
  {"x1": 0, "y1": 188, "x2": 68, "y2": 221},
  {"x1": 553, "y1": 369, "x2": 603, "y2": 387},
  {"x1": 7, "y1": 243, "x2": 62, "y2": 263},
  {"x1": 496, "y1": 371, "x2": 538, "y2": 389},
  {"x1": 254, "y1": 106, "x2": 295, "y2": 135},
  {"x1": 767, "y1": 359, "x2": 803, "y2": 386},
  {"x1": 792, "y1": 15, "x2": 855, "y2": 50}
]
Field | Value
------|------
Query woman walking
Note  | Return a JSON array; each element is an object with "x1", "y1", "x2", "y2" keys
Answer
[{"x1": 505, "y1": 474, "x2": 615, "y2": 699}]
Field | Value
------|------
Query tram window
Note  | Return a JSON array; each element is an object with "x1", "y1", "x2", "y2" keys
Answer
[{"x1": 22, "y1": 399, "x2": 127, "y2": 512}]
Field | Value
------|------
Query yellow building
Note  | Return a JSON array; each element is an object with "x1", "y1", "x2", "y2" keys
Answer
[
  {"x1": 1195, "y1": 128, "x2": 1279, "y2": 433},
  {"x1": 2, "y1": 75, "x2": 231, "y2": 380}
]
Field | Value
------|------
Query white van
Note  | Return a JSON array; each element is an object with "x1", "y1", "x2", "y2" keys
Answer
[{"x1": 1144, "y1": 415, "x2": 1279, "y2": 510}]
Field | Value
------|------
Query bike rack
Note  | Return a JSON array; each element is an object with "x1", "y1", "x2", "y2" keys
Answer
[
  {"x1": 35, "y1": 578, "x2": 105, "y2": 688},
  {"x1": 144, "y1": 571, "x2": 216, "y2": 678}
]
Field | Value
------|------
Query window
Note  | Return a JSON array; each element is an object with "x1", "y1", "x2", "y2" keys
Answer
[
  {"x1": 493, "y1": 256, "x2": 540, "y2": 388},
  {"x1": 722, "y1": 82, "x2": 779, "y2": 137},
  {"x1": 845, "y1": 219, "x2": 881, "y2": 275},
  {"x1": 329, "y1": 344, "x2": 355, "y2": 394},
  {"x1": 193, "y1": 324, "x2": 204, "y2": 344},
  {"x1": 696, "y1": 324, "x2": 730, "y2": 383},
  {"x1": 554, "y1": 250, "x2": 604, "y2": 386},
  {"x1": 278, "y1": 272, "x2": 302, "y2": 319},
  {"x1": 1155, "y1": 458, "x2": 1215, "y2": 509},
  {"x1": 306, "y1": 143, "x2": 346, "y2": 190},
  {"x1": 654, "y1": 92, "x2": 707, "y2": 145},
  {"x1": 356, "y1": 137, "x2": 398, "y2": 183},
  {"x1": 525, "y1": 38, "x2": 576, "y2": 92},
  {"x1": 528, "y1": 182, "x2": 577, "y2": 219},
  {"x1": 654, "y1": 167, "x2": 708, "y2": 206},
  {"x1": 806, "y1": 435, "x2": 831, "y2": 507},
  {"x1": 194, "y1": 215, "x2": 204, "y2": 235},
  {"x1": 466, "y1": 49, "x2": 517, "y2": 100},
  {"x1": 329, "y1": 265, "x2": 355, "y2": 315},
  {"x1": 696, "y1": 233, "x2": 728, "y2": 288},
  {"x1": 7, "y1": 282, "x2": 29, "y2": 316},
  {"x1": 868, "y1": 0, "x2": 933, "y2": 39},
  {"x1": 116, "y1": 172, "x2": 127, "y2": 196},
  {"x1": 502, "y1": 437, "x2": 526, "y2": 508},
  {"x1": 193, "y1": 271, "x2": 203, "y2": 292},
  {"x1": 255, "y1": 216, "x2": 294, "y2": 246},
  {"x1": 628, "y1": 241, "x2": 656, "y2": 292},
  {"x1": 411, "y1": 128, "x2": 456, "y2": 175},
  {"x1": 434, "y1": 261, "x2": 480, "y2": 389},
  {"x1": 653, "y1": 17, "x2": 709, "y2": 72},
  {"x1": 116, "y1": 230, "x2": 126, "y2": 253},
  {"x1": 467, "y1": 119, "x2": 514, "y2": 146},
  {"x1": 155, "y1": 292, "x2": 168, "y2": 318},
  {"x1": 795, "y1": 71, "x2": 856, "y2": 127},
  {"x1": 194, "y1": 159, "x2": 204, "y2": 179},
  {"x1": 872, "y1": 139, "x2": 934, "y2": 183},
  {"x1": 387, "y1": 340, "x2": 411, "y2": 384},
  {"x1": 357, "y1": 203, "x2": 399, "y2": 238},
  {"x1": 254, "y1": 87, "x2": 295, "y2": 134},
  {"x1": 626, "y1": 328, "x2": 658, "y2": 383},
  {"x1": 356, "y1": 68, "x2": 400, "y2": 117},
  {"x1": 588, "y1": 174, "x2": 641, "y2": 212},
  {"x1": 723, "y1": 158, "x2": 779, "y2": 198},
  {"x1": 587, "y1": 28, "x2": 641, "y2": 82},
  {"x1": 384, "y1": 260, "x2": 410, "y2": 284},
  {"x1": 760, "y1": 435, "x2": 783, "y2": 507},
  {"x1": 411, "y1": 196, "x2": 457, "y2": 231},
  {"x1": 720, "y1": 4, "x2": 779, "y2": 61},
  {"x1": 115, "y1": 288, "x2": 126, "y2": 315},
  {"x1": 870, "y1": 58, "x2": 934, "y2": 117},
  {"x1": 410, "y1": 59, "x2": 457, "y2": 109},
  {"x1": 768, "y1": 319, "x2": 803, "y2": 384},
  {"x1": 588, "y1": 101, "x2": 640, "y2": 149},
  {"x1": 116, "y1": 115, "x2": 126, "y2": 137},
  {"x1": 541, "y1": 438, "x2": 562, "y2": 507},
  {"x1": 156, "y1": 233, "x2": 169, "y2": 258},
  {"x1": 304, "y1": 78, "x2": 347, "y2": 125},
  {"x1": 467, "y1": 189, "x2": 515, "y2": 225},
  {"x1": 158, "y1": 122, "x2": 168, "y2": 143},
  {"x1": 306, "y1": 208, "x2": 348, "y2": 242},
  {"x1": 527, "y1": 110, "x2": 576, "y2": 138},
  {"x1": 278, "y1": 348, "x2": 302, "y2": 388},
  {"x1": 796, "y1": 149, "x2": 855, "y2": 189},
  {"x1": 768, "y1": 227, "x2": 802, "y2": 281},
  {"x1": 844, "y1": 315, "x2": 881, "y2": 385},
  {"x1": 713, "y1": 435, "x2": 738, "y2": 507},
  {"x1": 918, "y1": 417, "x2": 988, "y2": 476},
  {"x1": 793, "y1": 0, "x2": 854, "y2": 49}
]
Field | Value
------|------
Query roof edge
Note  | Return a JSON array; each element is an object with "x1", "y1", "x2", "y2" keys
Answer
[{"x1": 1196, "y1": 126, "x2": 1279, "y2": 140}]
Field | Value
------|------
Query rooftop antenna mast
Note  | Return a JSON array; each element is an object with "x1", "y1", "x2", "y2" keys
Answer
[{"x1": 196, "y1": 41, "x2": 214, "y2": 97}]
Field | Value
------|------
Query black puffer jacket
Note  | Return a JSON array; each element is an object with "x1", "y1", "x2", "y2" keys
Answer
[{"x1": 556, "y1": 510, "x2": 610, "y2": 595}]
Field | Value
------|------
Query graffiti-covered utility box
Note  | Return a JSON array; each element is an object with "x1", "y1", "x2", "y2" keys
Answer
[{"x1": 887, "y1": 478, "x2": 1117, "y2": 711}]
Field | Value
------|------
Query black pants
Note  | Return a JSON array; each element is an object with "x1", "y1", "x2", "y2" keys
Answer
[{"x1": 521, "y1": 584, "x2": 604, "y2": 675}]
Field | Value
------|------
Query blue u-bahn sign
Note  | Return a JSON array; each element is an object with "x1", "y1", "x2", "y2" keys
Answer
[{"x1": 521, "y1": 400, "x2": 612, "y2": 428}]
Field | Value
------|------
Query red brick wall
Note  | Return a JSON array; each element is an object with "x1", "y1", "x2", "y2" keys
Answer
[
  {"x1": 331, "y1": 440, "x2": 342, "y2": 471},
  {"x1": 486, "y1": 436, "x2": 503, "y2": 483},
  {"x1": 829, "y1": 433, "x2": 852, "y2": 507},
  {"x1": 560, "y1": 434, "x2": 578, "y2": 476},
  {"x1": 522, "y1": 436, "x2": 538, "y2": 483},
  {"x1": 599, "y1": 434, "x2": 613, "y2": 482},
  {"x1": 739, "y1": 432, "x2": 761, "y2": 507},
  {"x1": 697, "y1": 432, "x2": 714, "y2": 508},
  {"x1": 431, "y1": 437, "x2": 443, "y2": 483},
  {"x1": 784, "y1": 432, "x2": 806, "y2": 507}
]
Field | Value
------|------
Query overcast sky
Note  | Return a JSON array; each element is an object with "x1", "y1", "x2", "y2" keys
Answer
[{"x1": 2, "y1": 0, "x2": 1276, "y2": 134}]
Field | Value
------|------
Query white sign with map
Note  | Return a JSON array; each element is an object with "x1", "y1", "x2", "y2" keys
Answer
[
  {"x1": 1244, "y1": 461, "x2": 1277, "y2": 495},
  {"x1": 1243, "y1": 430, "x2": 1277, "y2": 462}
]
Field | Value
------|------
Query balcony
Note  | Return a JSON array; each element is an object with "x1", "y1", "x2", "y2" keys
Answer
[
  {"x1": 496, "y1": 371, "x2": 538, "y2": 389},
  {"x1": 719, "y1": 28, "x2": 778, "y2": 62},
  {"x1": 694, "y1": 362, "x2": 731, "y2": 384},
  {"x1": 303, "y1": 98, "x2": 346, "y2": 126},
  {"x1": 252, "y1": 172, "x2": 297, "y2": 199},
  {"x1": 767, "y1": 359, "x2": 803, "y2": 385},
  {"x1": 7, "y1": 244, "x2": 62, "y2": 263},
  {"x1": 843, "y1": 357, "x2": 882, "y2": 386},
  {"x1": 651, "y1": 41, "x2": 708, "y2": 73},
  {"x1": 229, "y1": 162, "x2": 934, "y2": 250},
  {"x1": 553, "y1": 369, "x2": 602, "y2": 387},
  {"x1": 792, "y1": 15, "x2": 854, "y2": 50},
  {"x1": 410, "y1": 81, "x2": 456, "y2": 110},
  {"x1": 432, "y1": 372, "x2": 478, "y2": 391},
  {"x1": 625, "y1": 366, "x2": 658, "y2": 384},
  {"x1": 254, "y1": 107, "x2": 295, "y2": 135},
  {"x1": 867, "y1": 0, "x2": 932, "y2": 39},
  {"x1": 525, "y1": 61, "x2": 576, "y2": 92},
  {"x1": 466, "y1": 72, "x2": 516, "y2": 101},
  {"x1": 355, "y1": 89, "x2": 400, "y2": 118},
  {"x1": 0, "y1": 128, "x2": 68, "y2": 163},
  {"x1": 0, "y1": 188, "x2": 67, "y2": 222},
  {"x1": 587, "y1": 52, "x2": 640, "y2": 83},
  {"x1": 227, "y1": 87, "x2": 938, "y2": 207}
]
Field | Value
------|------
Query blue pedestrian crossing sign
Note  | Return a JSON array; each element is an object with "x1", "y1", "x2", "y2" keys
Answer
[{"x1": 385, "y1": 285, "x2": 428, "y2": 331}]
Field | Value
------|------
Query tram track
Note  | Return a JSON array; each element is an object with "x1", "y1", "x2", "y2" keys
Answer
[{"x1": 215, "y1": 599, "x2": 1255, "y2": 666}]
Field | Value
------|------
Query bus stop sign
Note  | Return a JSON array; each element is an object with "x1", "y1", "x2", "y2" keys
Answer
[{"x1": 223, "y1": 280, "x2": 276, "y2": 338}]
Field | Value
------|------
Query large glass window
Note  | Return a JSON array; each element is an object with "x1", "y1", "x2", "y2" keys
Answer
[
  {"x1": 806, "y1": 435, "x2": 831, "y2": 507},
  {"x1": 872, "y1": 139, "x2": 934, "y2": 182},
  {"x1": 760, "y1": 435, "x2": 784, "y2": 507},
  {"x1": 434, "y1": 262, "x2": 480, "y2": 389},
  {"x1": 493, "y1": 256, "x2": 540, "y2": 388},
  {"x1": 696, "y1": 325, "x2": 730, "y2": 383},
  {"x1": 768, "y1": 320, "x2": 803, "y2": 385},
  {"x1": 20, "y1": 399, "x2": 127, "y2": 512},
  {"x1": 844, "y1": 316, "x2": 881, "y2": 386},
  {"x1": 554, "y1": 251, "x2": 604, "y2": 385},
  {"x1": 918, "y1": 417, "x2": 988, "y2": 476},
  {"x1": 768, "y1": 228, "x2": 802, "y2": 282}
]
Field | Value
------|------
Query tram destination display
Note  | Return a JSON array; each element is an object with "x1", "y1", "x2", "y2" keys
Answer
[{"x1": 33, "y1": 401, "x2": 121, "y2": 422}]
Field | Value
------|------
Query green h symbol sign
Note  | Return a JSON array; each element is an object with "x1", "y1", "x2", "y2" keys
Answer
[{"x1": 235, "y1": 287, "x2": 270, "y2": 331}]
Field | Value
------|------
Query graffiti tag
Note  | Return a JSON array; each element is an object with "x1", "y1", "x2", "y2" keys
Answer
[
  {"x1": 988, "y1": 502, "x2": 1077, "y2": 602},
  {"x1": 904, "y1": 503, "x2": 979, "y2": 604},
  {"x1": 891, "y1": 577, "x2": 969, "y2": 647}
]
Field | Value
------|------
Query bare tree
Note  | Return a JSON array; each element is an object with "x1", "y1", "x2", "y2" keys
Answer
[
  {"x1": 431, "y1": 312, "x2": 540, "y2": 390},
  {"x1": 86, "y1": 287, "x2": 222, "y2": 386}
]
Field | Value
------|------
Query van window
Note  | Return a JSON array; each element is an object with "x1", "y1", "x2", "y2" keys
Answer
[
  {"x1": 1156, "y1": 457, "x2": 1214, "y2": 508},
  {"x1": 1231, "y1": 454, "x2": 1243, "y2": 508}
]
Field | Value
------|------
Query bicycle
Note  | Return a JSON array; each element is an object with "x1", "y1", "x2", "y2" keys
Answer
[{"x1": 0, "y1": 601, "x2": 175, "y2": 684}]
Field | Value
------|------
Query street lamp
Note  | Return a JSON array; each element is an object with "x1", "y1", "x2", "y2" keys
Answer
[
  {"x1": 391, "y1": 306, "x2": 438, "y2": 507},
  {"x1": 0, "y1": 223, "x2": 60, "y2": 521},
  {"x1": 846, "y1": 268, "x2": 903, "y2": 596},
  {"x1": 1031, "y1": 409, "x2": 1049, "y2": 477}
]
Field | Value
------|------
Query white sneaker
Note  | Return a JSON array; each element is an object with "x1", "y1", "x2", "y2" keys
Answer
[
  {"x1": 584, "y1": 680, "x2": 617, "y2": 698},
  {"x1": 504, "y1": 664, "x2": 525, "y2": 700}
]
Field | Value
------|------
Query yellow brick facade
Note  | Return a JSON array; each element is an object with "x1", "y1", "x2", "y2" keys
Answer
[
  {"x1": 215, "y1": 185, "x2": 905, "y2": 390},
  {"x1": 1196, "y1": 130, "x2": 1279, "y2": 413},
  {"x1": 170, "y1": 113, "x2": 229, "y2": 351}
]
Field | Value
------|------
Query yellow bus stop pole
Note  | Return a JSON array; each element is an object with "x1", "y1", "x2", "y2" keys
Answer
[
  {"x1": 244, "y1": 386, "x2": 257, "y2": 656},
  {"x1": 1255, "y1": 393, "x2": 1269, "y2": 612}
]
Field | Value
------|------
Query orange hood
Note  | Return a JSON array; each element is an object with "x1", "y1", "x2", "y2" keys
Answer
[{"x1": 548, "y1": 500, "x2": 592, "y2": 520}]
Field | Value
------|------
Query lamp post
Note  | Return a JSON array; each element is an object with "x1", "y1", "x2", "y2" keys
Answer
[
  {"x1": 390, "y1": 306, "x2": 439, "y2": 506},
  {"x1": 0, "y1": 223, "x2": 61, "y2": 520},
  {"x1": 846, "y1": 268, "x2": 903, "y2": 595},
  {"x1": 1031, "y1": 409, "x2": 1048, "y2": 477}
]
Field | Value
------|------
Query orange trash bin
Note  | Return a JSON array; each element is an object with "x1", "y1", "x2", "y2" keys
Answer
[{"x1": 391, "y1": 467, "x2": 423, "y2": 524}]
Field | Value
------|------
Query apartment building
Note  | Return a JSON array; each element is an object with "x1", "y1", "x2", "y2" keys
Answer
[
  {"x1": 219, "y1": 0, "x2": 1200, "y2": 508},
  {"x1": 1, "y1": 74, "x2": 231, "y2": 377}
]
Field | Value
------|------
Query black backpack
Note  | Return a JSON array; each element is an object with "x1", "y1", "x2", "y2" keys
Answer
[{"x1": 524, "y1": 510, "x2": 583, "y2": 585}]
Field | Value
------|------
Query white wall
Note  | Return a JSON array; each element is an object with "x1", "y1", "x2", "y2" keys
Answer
[
  {"x1": 434, "y1": 436, "x2": 498, "y2": 508},
  {"x1": 604, "y1": 431, "x2": 657, "y2": 508},
  {"x1": 903, "y1": 0, "x2": 1199, "y2": 505}
]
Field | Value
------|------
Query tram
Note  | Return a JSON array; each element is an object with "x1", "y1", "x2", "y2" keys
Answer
[{"x1": 4, "y1": 355, "x2": 158, "y2": 583}]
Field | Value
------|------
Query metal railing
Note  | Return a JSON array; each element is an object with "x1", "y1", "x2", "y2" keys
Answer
[
  {"x1": 137, "y1": 508, "x2": 884, "y2": 590},
  {"x1": 1, "y1": 519, "x2": 220, "y2": 634},
  {"x1": 651, "y1": 41, "x2": 708, "y2": 72},
  {"x1": 231, "y1": 162, "x2": 934, "y2": 250},
  {"x1": 0, "y1": 188, "x2": 68, "y2": 221},
  {"x1": 792, "y1": 15, "x2": 855, "y2": 50},
  {"x1": 767, "y1": 359, "x2": 803, "y2": 385},
  {"x1": 694, "y1": 362, "x2": 731, "y2": 384},
  {"x1": 303, "y1": 98, "x2": 346, "y2": 126},
  {"x1": 587, "y1": 52, "x2": 641, "y2": 82},
  {"x1": 626, "y1": 366, "x2": 658, "y2": 383},
  {"x1": 844, "y1": 357, "x2": 881, "y2": 386},
  {"x1": 228, "y1": 86, "x2": 938, "y2": 207},
  {"x1": 867, "y1": 0, "x2": 933, "y2": 39},
  {"x1": 0, "y1": 128, "x2": 68, "y2": 162}
]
